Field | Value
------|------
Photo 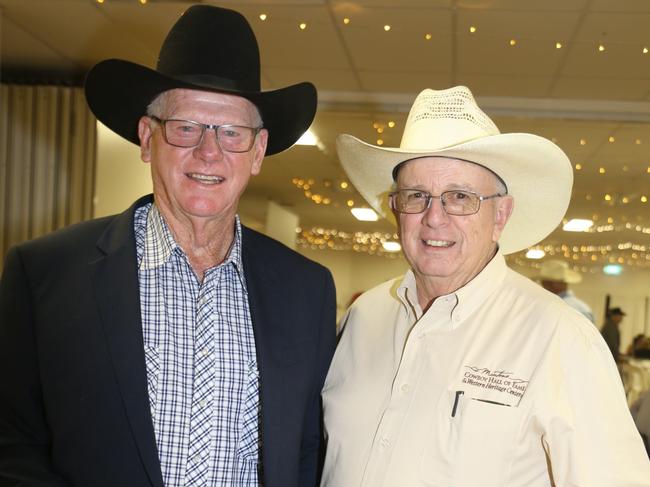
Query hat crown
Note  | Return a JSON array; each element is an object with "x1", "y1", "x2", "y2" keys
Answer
[
  {"x1": 157, "y1": 5, "x2": 260, "y2": 92},
  {"x1": 400, "y1": 86, "x2": 500, "y2": 151}
]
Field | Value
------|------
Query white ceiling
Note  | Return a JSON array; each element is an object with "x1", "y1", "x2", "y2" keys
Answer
[{"x1": 2, "y1": 0, "x2": 650, "y2": 271}]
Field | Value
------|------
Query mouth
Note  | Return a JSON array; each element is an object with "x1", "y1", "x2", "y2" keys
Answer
[
  {"x1": 186, "y1": 172, "x2": 225, "y2": 185},
  {"x1": 423, "y1": 239, "x2": 454, "y2": 248}
]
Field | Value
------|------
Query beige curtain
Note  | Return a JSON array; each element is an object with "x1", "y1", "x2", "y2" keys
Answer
[{"x1": 0, "y1": 84, "x2": 96, "y2": 269}]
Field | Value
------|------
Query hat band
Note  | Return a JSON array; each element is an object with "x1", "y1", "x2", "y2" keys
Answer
[{"x1": 173, "y1": 73, "x2": 259, "y2": 93}]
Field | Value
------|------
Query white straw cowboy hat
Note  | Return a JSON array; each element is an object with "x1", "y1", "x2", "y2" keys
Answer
[
  {"x1": 336, "y1": 86, "x2": 573, "y2": 254},
  {"x1": 539, "y1": 259, "x2": 582, "y2": 284}
]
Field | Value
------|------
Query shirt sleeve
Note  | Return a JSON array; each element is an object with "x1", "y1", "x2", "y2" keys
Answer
[{"x1": 536, "y1": 316, "x2": 650, "y2": 486}]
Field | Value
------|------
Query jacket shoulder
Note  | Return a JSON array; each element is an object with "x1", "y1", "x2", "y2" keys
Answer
[{"x1": 242, "y1": 226, "x2": 331, "y2": 276}]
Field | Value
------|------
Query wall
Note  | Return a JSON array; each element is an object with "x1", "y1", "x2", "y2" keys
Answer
[{"x1": 94, "y1": 122, "x2": 151, "y2": 218}]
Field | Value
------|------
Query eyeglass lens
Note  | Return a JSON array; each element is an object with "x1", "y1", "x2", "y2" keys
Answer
[
  {"x1": 392, "y1": 190, "x2": 480, "y2": 215},
  {"x1": 162, "y1": 119, "x2": 258, "y2": 152}
]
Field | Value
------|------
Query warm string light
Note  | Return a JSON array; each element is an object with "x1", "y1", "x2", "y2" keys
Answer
[
  {"x1": 296, "y1": 227, "x2": 401, "y2": 257},
  {"x1": 292, "y1": 177, "x2": 352, "y2": 206},
  {"x1": 510, "y1": 242, "x2": 650, "y2": 270}
]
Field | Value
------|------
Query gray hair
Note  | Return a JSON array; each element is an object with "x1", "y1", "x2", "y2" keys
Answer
[{"x1": 145, "y1": 90, "x2": 263, "y2": 127}]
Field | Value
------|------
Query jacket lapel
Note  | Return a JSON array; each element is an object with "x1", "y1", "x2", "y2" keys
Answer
[{"x1": 90, "y1": 196, "x2": 164, "y2": 487}]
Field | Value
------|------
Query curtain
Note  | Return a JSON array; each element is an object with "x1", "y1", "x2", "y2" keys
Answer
[{"x1": 0, "y1": 84, "x2": 96, "y2": 269}]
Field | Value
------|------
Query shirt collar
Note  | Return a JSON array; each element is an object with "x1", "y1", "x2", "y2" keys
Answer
[
  {"x1": 396, "y1": 250, "x2": 508, "y2": 327},
  {"x1": 140, "y1": 204, "x2": 246, "y2": 286}
]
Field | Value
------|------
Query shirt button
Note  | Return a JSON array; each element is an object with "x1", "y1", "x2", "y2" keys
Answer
[
  {"x1": 201, "y1": 348, "x2": 209, "y2": 357},
  {"x1": 191, "y1": 453, "x2": 201, "y2": 464},
  {"x1": 199, "y1": 399, "x2": 207, "y2": 408},
  {"x1": 400, "y1": 383, "x2": 410, "y2": 392}
]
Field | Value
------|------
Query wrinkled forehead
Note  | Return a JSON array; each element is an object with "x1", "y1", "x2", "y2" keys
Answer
[
  {"x1": 155, "y1": 88, "x2": 261, "y2": 120},
  {"x1": 393, "y1": 156, "x2": 507, "y2": 191}
]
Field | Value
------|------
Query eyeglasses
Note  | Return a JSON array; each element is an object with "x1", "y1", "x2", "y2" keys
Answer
[
  {"x1": 150, "y1": 116, "x2": 263, "y2": 152},
  {"x1": 389, "y1": 189, "x2": 505, "y2": 216}
]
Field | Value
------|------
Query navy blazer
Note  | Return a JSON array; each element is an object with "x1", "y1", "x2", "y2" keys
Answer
[{"x1": 0, "y1": 195, "x2": 336, "y2": 487}]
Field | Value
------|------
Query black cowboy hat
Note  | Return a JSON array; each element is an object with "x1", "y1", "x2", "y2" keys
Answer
[{"x1": 84, "y1": 4, "x2": 316, "y2": 155}]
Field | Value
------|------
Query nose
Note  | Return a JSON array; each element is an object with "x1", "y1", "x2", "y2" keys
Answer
[
  {"x1": 421, "y1": 196, "x2": 449, "y2": 227},
  {"x1": 194, "y1": 127, "x2": 224, "y2": 161}
]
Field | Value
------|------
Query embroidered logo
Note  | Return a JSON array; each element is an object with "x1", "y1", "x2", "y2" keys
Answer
[{"x1": 461, "y1": 366, "x2": 529, "y2": 405}]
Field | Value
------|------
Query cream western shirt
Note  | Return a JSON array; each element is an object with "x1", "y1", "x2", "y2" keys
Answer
[{"x1": 321, "y1": 253, "x2": 650, "y2": 487}]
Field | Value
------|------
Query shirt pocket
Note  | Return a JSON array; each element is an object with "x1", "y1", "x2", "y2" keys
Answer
[
  {"x1": 237, "y1": 360, "x2": 261, "y2": 464},
  {"x1": 143, "y1": 344, "x2": 160, "y2": 423},
  {"x1": 419, "y1": 392, "x2": 522, "y2": 487}
]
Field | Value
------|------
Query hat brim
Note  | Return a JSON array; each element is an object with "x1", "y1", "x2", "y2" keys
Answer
[
  {"x1": 337, "y1": 132, "x2": 573, "y2": 255},
  {"x1": 84, "y1": 59, "x2": 317, "y2": 155}
]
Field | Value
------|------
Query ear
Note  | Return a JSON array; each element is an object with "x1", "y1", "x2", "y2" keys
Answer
[
  {"x1": 137, "y1": 116, "x2": 154, "y2": 163},
  {"x1": 492, "y1": 195, "x2": 514, "y2": 242},
  {"x1": 250, "y1": 128, "x2": 268, "y2": 176}
]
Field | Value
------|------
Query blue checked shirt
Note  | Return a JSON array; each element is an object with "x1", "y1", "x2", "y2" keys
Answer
[{"x1": 135, "y1": 203, "x2": 261, "y2": 486}]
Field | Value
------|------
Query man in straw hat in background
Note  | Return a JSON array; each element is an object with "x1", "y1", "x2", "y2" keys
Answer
[
  {"x1": 539, "y1": 258, "x2": 595, "y2": 323},
  {"x1": 0, "y1": 5, "x2": 335, "y2": 487},
  {"x1": 320, "y1": 86, "x2": 650, "y2": 486}
]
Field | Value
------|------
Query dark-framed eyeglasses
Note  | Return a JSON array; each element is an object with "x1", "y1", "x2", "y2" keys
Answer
[
  {"x1": 389, "y1": 188, "x2": 505, "y2": 216},
  {"x1": 150, "y1": 116, "x2": 263, "y2": 153}
]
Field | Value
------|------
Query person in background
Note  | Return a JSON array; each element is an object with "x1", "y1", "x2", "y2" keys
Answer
[
  {"x1": 631, "y1": 390, "x2": 650, "y2": 457},
  {"x1": 320, "y1": 86, "x2": 650, "y2": 486},
  {"x1": 539, "y1": 258, "x2": 595, "y2": 323},
  {"x1": 602, "y1": 307, "x2": 627, "y2": 362},
  {"x1": 0, "y1": 6, "x2": 336, "y2": 487}
]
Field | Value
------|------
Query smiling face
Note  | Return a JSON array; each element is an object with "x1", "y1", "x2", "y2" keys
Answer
[
  {"x1": 138, "y1": 88, "x2": 267, "y2": 228},
  {"x1": 395, "y1": 156, "x2": 513, "y2": 305}
]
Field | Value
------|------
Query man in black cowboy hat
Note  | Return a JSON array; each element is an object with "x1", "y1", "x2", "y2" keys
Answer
[{"x1": 0, "y1": 5, "x2": 335, "y2": 487}]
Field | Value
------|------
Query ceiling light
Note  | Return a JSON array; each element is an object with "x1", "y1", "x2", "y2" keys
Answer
[
  {"x1": 599, "y1": 167, "x2": 606, "y2": 174},
  {"x1": 604, "y1": 194, "x2": 612, "y2": 201},
  {"x1": 469, "y1": 26, "x2": 477, "y2": 33},
  {"x1": 340, "y1": 181, "x2": 349, "y2": 189},
  {"x1": 579, "y1": 139, "x2": 587, "y2": 145},
  {"x1": 259, "y1": 13, "x2": 267, "y2": 21},
  {"x1": 346, "y1": 199, "x2": 354, "y2": 207},
  {"x1": 603, "y1": 264, "x2": 623, "y2": 276},
  {"x1": 343, "y1": 17, "x2": 350, "y2": 24},
  {"x1": 296, "y1": 129, "x2": 318, "y2": 146},
  {"x1": 377, "y1": 139, "x2": 384, "y2": 145},
  {"x1": 509, "y1": 39, "x2": 516, "y2": 46},
  {"x1": 139, "y1": 0, "x2": 147, "y2": 4},
  {"x1": 382, "y1": 241, "x2": 402, "y2": 252},
  {"x1": 563, "y1": 219, "x2": 594, "y2": 232},
  {"x1": 555, "y1": 42, "x2": 562, "y2": 49},
  {"x1": 636, "y1": 139, "x2": 642, "y2": 144},
  {"x1": 608, "y1": 136, "x2": 615, "y2": 143},
  {"x1": 598, "y1": 44, "x2": 605, "y2": 52},
  {"x1": 622, "y1": 197, "x2": 629, "y2": 204},
  {"x1": 644, "y1": 47, "x2": 648, "y2": 54},
  {"x1": 642, "y1": 196, "x2": 648, "y2": 203},
  {"x1": 384, "y1": 25, "x2": 391, "y2": 32},
  {"x1": 388, "y1": 121, "x2": 396, "y2": 128},
  {"x1": 425, "y1": 33, "x2": 432, "y2": 40},
  {"x1": 575, "y1": 163, "x2": 582, "y2": 170},
  {"x1": 377, "y1": 127, "x2": 384, "y2": 134},
  {"x1": 96, "y1": 0, "x2": 104, "y2": 3},
  {"x1": 351, "y1": 208, "x2": 378, "y2": 221},
  {"x1": 299, "y1": 22, "x2": 307, "y2": 30},
  {"x1": 525, "y1": 249, "x2": 545, "y2": 259}
]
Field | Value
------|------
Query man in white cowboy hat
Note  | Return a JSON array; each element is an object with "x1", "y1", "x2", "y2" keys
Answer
[
  {"x1": 539, "y1": 259, "x2": 595, "y2": 323},
  {"x1": 0, "y1": 5, "x2": 335, "y2": 487},
  {"x1": 320, "y1": 86, "x2": 650, "y2": 486}
]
